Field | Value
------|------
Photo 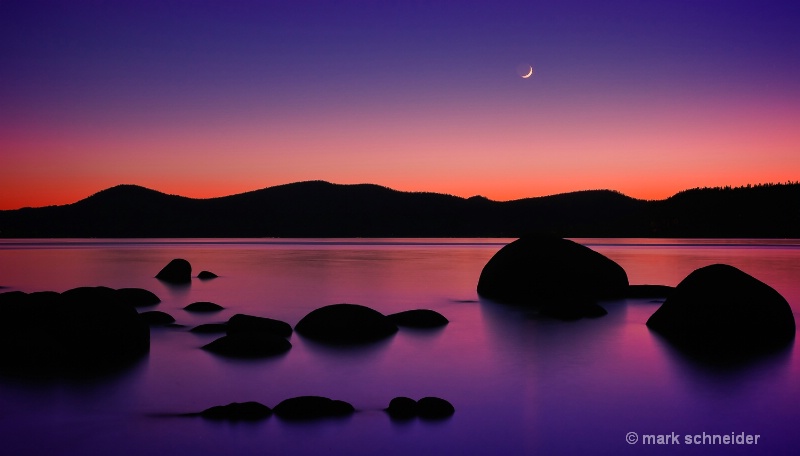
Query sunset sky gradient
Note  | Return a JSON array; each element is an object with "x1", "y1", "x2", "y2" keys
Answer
[{"x1": 2, "y1": 0, "x2": 799, "y2": 209}]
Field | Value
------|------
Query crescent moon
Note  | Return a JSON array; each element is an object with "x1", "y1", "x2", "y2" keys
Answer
[{"x1": 521, "y1": 66, "x2": 533, "y2": 78}]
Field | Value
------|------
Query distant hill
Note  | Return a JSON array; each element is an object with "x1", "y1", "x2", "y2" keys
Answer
[{"x1": 0, "y1": 181, "x2": 798, "y2": 238}]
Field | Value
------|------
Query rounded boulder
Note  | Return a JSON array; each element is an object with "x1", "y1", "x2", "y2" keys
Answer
[
  {"x1": 295, "y1": 304, "x2": 397, "y2": 344},
  {"x1": 477, "y1": 236, "x2": 628, "y2": 318},
  {"x1": 646, "y1": 264, "x2": 795, "y2": 359}
]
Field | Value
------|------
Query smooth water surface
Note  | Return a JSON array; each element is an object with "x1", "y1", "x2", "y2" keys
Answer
[{"x1": 0, "y1": 239, "x2": 798, "y2": 455}]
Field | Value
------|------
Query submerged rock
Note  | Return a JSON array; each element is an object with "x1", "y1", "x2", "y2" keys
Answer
[
  {"x1": 0, "y1": 287, "x2": 149, "y2": 375},
  {"x1": 200, "y1": 402, "x2": 272, "y2": 421},
  {"x1": 477, "y1": 236, "x2": 628, "y2": 319},
  {"x1": 387, "y1": 309, "x2": 449, "y2": 328},
  {"x1": 155, "y1": 259, "x2": 192, "y2": 284},
  {"x1": 184, "y1": 301, "x2": 224, "y2": 313},
  {"x1": 201, "y1": 333, "x2": 291, "y2": 358},
  {"x1": 646, "y1": 264, "x2": 795, "y2": 360},
  {"x1": 139, "y1": 310, "x2": 175, "y2": 326},
  {"x1": 295, "y1": 304, "x2": 397, "y2": 344},
  {"x1": 273, "y1": 396, "x2": 354, "y2": 420},
  {"x1": 385, "y1": 396, "x2": 418, "y2": 420},
  {"x1": 197, "y1": 271, "x2": 218, "y2": 280},
  {"x1": 385, "y1": 396, "x2": 454, "y2": 420},
  {"x1": 227, "y1": 313, "x2": 292, "y2": 338},
  {"x1": 190, "y1": 323, "x2": 228, "y2": 334},
  {"x1": 417, "y1": 397, "x2": 455, "y2": 419}
]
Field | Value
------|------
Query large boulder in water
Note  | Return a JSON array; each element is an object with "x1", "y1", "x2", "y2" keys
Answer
[
  {"x1": 0, "y1": 287, "x2": 149, "y2": 375},
  {"x1": 646, "y1": 264, "x2": 795, "y2": 359},
  {"x1": 155, "y1": 259, "x2": 192, "y2": 284},
  {"x1": 295, "y1": 304, "x2": 397, "y2": 344},
  {"x1": 477, "y1": 236, "x2": 628, "y2": 319}
]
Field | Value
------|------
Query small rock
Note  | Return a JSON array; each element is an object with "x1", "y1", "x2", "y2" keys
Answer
[
  {"x1": 385, "y1": 396, "x2": 454, "y2": 420},
  {"x1": 184, "y1": 301, "x2": 224, "y2": 312},
  {"x1": 417, "y1": 397, "x2": 455, "y2": 419},
  {"x1": 385, "y1": 396, "x2": 418, "y2": 420},
  {"x1": 387, "y1": 309, "x2": 449, "y2": 328},
  {"x1": 200, "y1": 402, "x2": 272, "y2": 421},
  {"x1": 202, "y1": 333, "x2": 291, "y2": 358},
  {"x1": 197, "y1": 271, "x2": 218, "y2": 280},
  {"x1": 273, "y1": 396, "x2": 354, "y2": 420},
  {"x1": 156, "y1": 259, "x2": 192, "y2": 284}
]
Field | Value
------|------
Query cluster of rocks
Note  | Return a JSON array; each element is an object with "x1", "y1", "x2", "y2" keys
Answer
[
  {"x1": 385, "y1": 396, "x2": 456, "y2": 420},
  {"x1": 477, "y1": 235, "x2": 796, "y2": 361},
  {"x1": 0, "y1": 286, "x2": 152, "y2": 375},
  {"x1": 200, "y1": 314, "x2": 293, "y2": 358},
  {"x1": 190, "y1": 395, "x2": 454, "y2": 422},
  {"x1": 155, "y1": 258, "x2": 218, "y2": 284}
]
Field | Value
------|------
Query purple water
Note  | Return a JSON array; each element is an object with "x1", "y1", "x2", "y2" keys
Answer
[{"x1": 0, "y1": 239, "x2": 798, "y2": 455}]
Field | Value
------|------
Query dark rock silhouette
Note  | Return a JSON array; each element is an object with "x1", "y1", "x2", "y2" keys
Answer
[
  {"x1": 139, "y1": 310, "x2": 175, "y2": 326},
  {"x1": 184, "y1": 301, "x2": 224, "y2": 312},
  {"x1": 646, "y1": 264, "x2": 796, "y2": 360},
  {"x1": 116, "y1": 288, "x2": 161, "y2": 307},
  {"x1": 417, "y1": 397, "x2": 455, "y2": 419},
  {"x1": 156, "y1": 259, "x2": 192, "y2": 283},
  {"x1": 295, "y1": 304, "x2": 398, "y2": 344},
  {"x1": 190, "y1": 322, "x2": 228, "y2": 334},
  {"x1": 200, "y1": 402, "x2": 272, "y2": 421},
  {"x1": 385, "y1": 396, "x2": 454, "y2": 420},
  {"x1": 385, "y1": 396, "x2": 418, "y2": 420},
  {"x1": 477, "y1": 236, "x2": 628, "y2": 319},
  {"x1": 227, "y1": 313, "x2": 292, "y2": 338},
  {"x1": 201, "y1": 333, "x2": 291, "y2": 358},
  {"x1": 197, "y1": 271, "x2": 218, "y2": 280},
  {"x1": 0, "y1": 287, "x2": 149, "y2": 375},
  {"x1": 273, "y1": 396, "x2": 354, "y2": 420},
  {"x1": 387, "y1": 309, "x2": 449, "y2": 328}
]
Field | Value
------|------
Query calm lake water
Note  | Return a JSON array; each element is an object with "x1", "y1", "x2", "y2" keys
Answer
[{"x1": 0, "y1": 238, "x2": 798, "y2": 455}]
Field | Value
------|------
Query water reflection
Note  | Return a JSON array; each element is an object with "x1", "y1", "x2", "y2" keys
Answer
[
  {"x1": 651, "y1": 331, "x2": 794, "y2": 393},
  {"x1": 296, "y1": 333, "x2": 396, "y2": 365}
]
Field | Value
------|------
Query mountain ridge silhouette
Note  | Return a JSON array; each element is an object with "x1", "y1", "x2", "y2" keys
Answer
[{"x1": 1, "y1": 181, "x2": 798, "y2": 238}]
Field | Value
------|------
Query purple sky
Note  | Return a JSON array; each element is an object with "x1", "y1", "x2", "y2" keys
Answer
[{"x1": 2, "y1": 0, "x2": 799, "y2": 208}]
